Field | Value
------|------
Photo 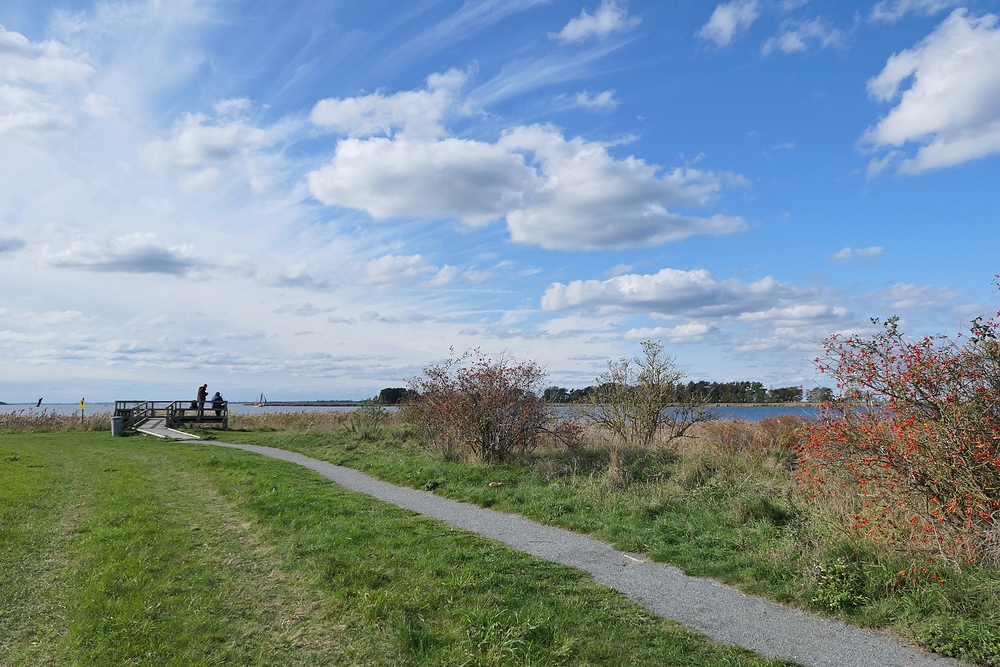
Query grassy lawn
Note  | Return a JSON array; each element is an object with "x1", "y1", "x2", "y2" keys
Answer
[
  {"x1": 205, "y1": 424, "x2": 1000, "y2": 667},
  {"x1": 0, "y1": 431, "x2": 795, "y2": 666}
]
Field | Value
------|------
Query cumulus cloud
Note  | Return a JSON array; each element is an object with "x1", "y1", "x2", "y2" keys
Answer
[
  {"x1": 140, "y1": 109, "x2": 274, "y2": 173},
  {"x1": 259, "y1": 264, "x2": 334, "y2": 291},
  {"x1": 575, "y1": 89, "x2": 617, "y2": 111},
  {"x1": 0, "y1": 84, "x2": 74, "y2": 136},
  {"x1": 861, "y1": 10, "x2": 1000, "y2": 174},
  {"x1": 310, "y1": 69, "x2": 466, "y2": 139},
  {"x1": 869, "y1": 0, "x2": 962, "y2": 23},
  {"x1": 500, "y1": 125, "x2": 746, "y2": 249},
  {"x1": 624, "y1": 322, "x2": 715, "y2": 343},
  {"x1": 45, "y1": 234, "x2": 205, "y2": 275},
  {"x1": 762, "y1": 18, "x2": 845, "y2": 55},
  {"x1": 541, "y1": 267, "x2": 808, "y2": 318},
  {"x1": 830, "y1": 246, "x2": 883, "y2": 261},
  {"x1": 309, "y1": 136, "x2": 538, "y2": 226},
  {"x1": 698, "y1": 1, "x2": 760, "y2": 47},
  {"x1": 308, "y1": 77, "x2": 747, "y2": 250},
  {"x1": 364, "y1": 254, "x2": 437, "y2": 285},
  {"x1": 550, "y1": 1, "x2": 640, "y2": 44},
  {"x1": 0, "y1": 24, "x2": 94, "y2": 85},
  {"x1": 0, "y1": 237, "x2": 26, "y2": 256}
]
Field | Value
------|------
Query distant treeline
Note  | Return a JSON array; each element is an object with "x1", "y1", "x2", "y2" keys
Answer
[
  {"x1": 377, "y1": 383, "x2": 833, "y2": 405},
  {"x1": 541, "y1": 382, "x2": 833, "y2": 404}
]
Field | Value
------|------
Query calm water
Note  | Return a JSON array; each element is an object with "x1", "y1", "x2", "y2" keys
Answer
[{"x1": 1, "y1": 402, "x2": 821, "y2": 422}]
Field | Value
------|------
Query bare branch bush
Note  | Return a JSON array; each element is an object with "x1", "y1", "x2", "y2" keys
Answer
[
  {"x1": 405, "y1": 349, "x2": 552, "y2": 463},
  {"x1": 586, "y1": 340, "x2": 712, "y2": 450}
]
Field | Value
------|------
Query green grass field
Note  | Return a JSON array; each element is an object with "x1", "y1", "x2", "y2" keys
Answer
[
  {"x1": 203, "y1": 425, "x2": 1000, "y2": 667},
  {"x1": 0, "y1": 431, "x2": 795, "y2": 666}
]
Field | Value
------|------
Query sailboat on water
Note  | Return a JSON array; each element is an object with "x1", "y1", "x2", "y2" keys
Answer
[{"x1": 252, "y1": 393, "x2": 267, "y2": 407}]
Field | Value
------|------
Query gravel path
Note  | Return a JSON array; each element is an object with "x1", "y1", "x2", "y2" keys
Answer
[{"x1": 208, "y1": 440, "x2": 969, "y2": 667}]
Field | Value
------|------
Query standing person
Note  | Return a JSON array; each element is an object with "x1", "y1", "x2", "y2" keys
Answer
[
  {"x1": 197, "y1": 384, "x2": 208, "y2": 418},
  {"x1": 211, "y1": 391, "x2": 224, "y2": 417}
]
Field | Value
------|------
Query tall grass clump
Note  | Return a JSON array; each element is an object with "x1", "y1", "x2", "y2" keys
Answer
[
  {"x1": 0, "y1": 409, "x2": 112, "y2": 432},
  {"x1": 227, "y1": 409, "x2": 352, "y2": 432}
]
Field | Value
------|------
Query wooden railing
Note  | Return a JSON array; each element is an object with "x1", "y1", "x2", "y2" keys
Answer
[{"x1": 115, "y1": 400, "x2": 228, "y2": 430}]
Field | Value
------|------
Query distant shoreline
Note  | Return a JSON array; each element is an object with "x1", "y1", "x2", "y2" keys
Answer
[{"x1": 240, "y1": 401, "x2": 362, "y2": 407}]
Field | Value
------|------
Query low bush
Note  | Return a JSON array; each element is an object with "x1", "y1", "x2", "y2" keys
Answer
[
  {"x1": 800, "y1": 312, "x2": 1000, "y2": 566},
  {"x1": 405, "y1": 349, "x2": 553, "y2": 463}
]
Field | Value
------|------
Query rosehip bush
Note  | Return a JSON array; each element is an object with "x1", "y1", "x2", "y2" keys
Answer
[
  {"x1": 406, "y1": 349, "x2": 552, "y2": 463},
  {"x1": 799, "y1": 312, "x2": 1000, "y2": 565}
]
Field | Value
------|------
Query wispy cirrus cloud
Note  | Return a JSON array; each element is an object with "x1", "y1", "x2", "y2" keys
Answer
[{"x1": 869, "y1": 0, "x2": 963, "y2": 23}]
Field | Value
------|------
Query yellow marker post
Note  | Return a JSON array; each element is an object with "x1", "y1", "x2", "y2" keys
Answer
[{"x1": 79, "y1": 398, "x2": 85, "y2": 425}]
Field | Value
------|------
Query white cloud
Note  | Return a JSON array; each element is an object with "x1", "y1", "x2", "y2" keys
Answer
[
  {"x1": 259, "y1": 264, "x2": 334, "y2": 291},
  {"x1": 364, "y1": 254, "x2": 437, "y2": 286},
  {"x1": 499, "y1": 125, "x2": 746, "y2": 249},
  {"x1": 550, "y1": 1, "x2": 640, "y2": 44},
  {"x1": 0, "y1": 85, "x2": 73, "y2": 137},
  {"x1": 861, "y1": 9, "x2": 1000, "y2": 173},
  {"x1": 575, "y1": 89, "x2": 617, "y2": 111},
  {"x1": 830, "y1": 246, "x2": 883, "y2": 261},
  {"x1": 139, "y1": 110, "x2": 274, "y2": 172},
  {"x1": 881, "y1": 282, "x2": 962, "y2": 311},
  {"x1": 762, "y1": 18, "x2": 845, "y2": 55},
  {"x1": 308, "y1": 136, "x2": 538, "y2": 226},
  {"x1": 0, "y1": 24, "x2": 94, "y2": 84},
  {"x1": 425, "y1": 264, "x2": 461, "y2": 287},
  {"x1": 869, "y1": 0, "x2": 962, "y2": 23},
  {"x1": 310, "y1": 69, "x2": 466, "y2": 139},
  {"x1": 624, "y1": 322, "x2": 715, "y2": 343},
  {"x1": 309, "y1": 122, "x2": 745, "y2": 249},
  {"x1": 698, "y1": 1, "x2": 760, "y2": 47},
  {"x1": 272, "y1": 302, "x2": 335, "y2": 317},
  {"x1": 45, "y1": 234, "x2": 204, "y2": 275},
  {"x1": 82, "y1": 93, "x2": 119, "y2": 118},
  {"x1": 541, "y1": 267, "x2": 806, "y2": 318}
]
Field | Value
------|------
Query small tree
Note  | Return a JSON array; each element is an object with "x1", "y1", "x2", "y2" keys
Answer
[
  {"x1": 586, "y1": 340, "x2": 711, "y2": 449},
  {"x1": 406, "y1": 349, "x2": 551, "y2": 463}
]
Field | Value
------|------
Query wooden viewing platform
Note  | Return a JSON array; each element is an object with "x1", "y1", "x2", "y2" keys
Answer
[{"x1": 115, "y1": 400, "x2": 229, "y2": 431}]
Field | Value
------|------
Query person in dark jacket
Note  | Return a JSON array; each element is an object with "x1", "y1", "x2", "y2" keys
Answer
[
  {"x1": 211, "y1": 391, "x2": 224, "y2": 417},
  {"x1": 197, "y1": 384, "x2": 208, "y2": 418}
]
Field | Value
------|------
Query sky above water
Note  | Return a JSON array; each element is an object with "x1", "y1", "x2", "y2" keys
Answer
[{"x1": 1, "y1": 0, "x2": 998, "y2": 402}]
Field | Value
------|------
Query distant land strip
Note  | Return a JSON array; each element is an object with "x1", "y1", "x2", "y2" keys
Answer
[{"x1": 240, "y1": 400, "x2": 361, "y2": 407}]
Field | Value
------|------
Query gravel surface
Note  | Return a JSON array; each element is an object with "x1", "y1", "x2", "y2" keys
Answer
[{"x1": 208, "y1": 441, "x2": 971, "y2": 667}]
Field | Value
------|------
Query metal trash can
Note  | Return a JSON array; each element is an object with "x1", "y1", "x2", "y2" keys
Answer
[{"x1": 111, "y1": 416, "x2": 124, "y2": 437}]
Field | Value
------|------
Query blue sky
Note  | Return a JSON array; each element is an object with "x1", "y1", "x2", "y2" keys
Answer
[{"x1": 1, "y1": 0, "x2": 998, "y2": 402}]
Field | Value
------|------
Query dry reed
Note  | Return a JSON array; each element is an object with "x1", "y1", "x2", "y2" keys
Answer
[{"x1": 0, "y1": 409, "x2": 112, "y2": 432}]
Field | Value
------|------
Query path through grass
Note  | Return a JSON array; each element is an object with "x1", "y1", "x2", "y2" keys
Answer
[
  {"x1": 0, "y1": 432, "x2": 795, "y2": 666},
  {"x1": 205, "y1": 426, "x2": 1000, "y2": 667}
]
